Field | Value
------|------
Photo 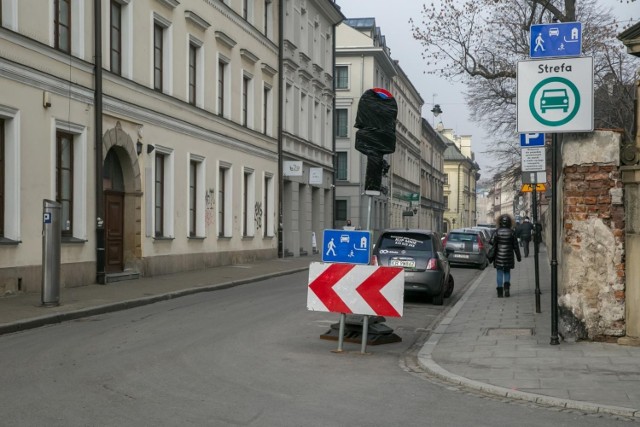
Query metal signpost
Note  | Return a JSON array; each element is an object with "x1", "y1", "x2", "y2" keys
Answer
[
  {"x1": 519, "y1": 21, "x2": 591, "y2": 345},
  {"x1": 321, "y1": 228, "x2": 373, "y2": 353},
  {"x1": 520, "y1": 134, "x2": 545, "y2": 314}
]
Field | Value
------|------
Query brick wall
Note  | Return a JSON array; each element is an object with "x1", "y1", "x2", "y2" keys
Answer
[{"x1": 562, "y1": 162, "x2": 625, "y2": 339}]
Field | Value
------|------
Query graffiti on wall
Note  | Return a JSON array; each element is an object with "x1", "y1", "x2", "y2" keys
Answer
[
  {"x1": 255, "y1": 201, "x2": 263, "y2": 230},
  {"x1": 205, "y1": 189, "x2": 215, "y2": 227}
]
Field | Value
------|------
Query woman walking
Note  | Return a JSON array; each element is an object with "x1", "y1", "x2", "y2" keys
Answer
[{"x1": 489, "y1": 214, "x2": 521, "y2": 298}]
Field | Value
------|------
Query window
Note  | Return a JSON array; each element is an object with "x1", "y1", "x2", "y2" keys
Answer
[
  {"x1": 218, "y1": 165, "x2": 231, "y2": 237},
  {"x1": 188, "y1": 156, "x2": 205, "y2": 238},
  {"x1": 262, "y1": 85, "x2": 271, "y2": 135},
  {"x1": 217, "y1": 59, "x2": 227, "y2": 117},
  {"x1": 263, "y1": 0, "x2": 272, "y2": 37},
  {"x1": 243, "y1": 169, "x2": 255, "y2": 237},
  {"x1": 263, "y1": 174, "x2": 273, "y2": 238},
  {"x1": 444, "y1": 196, "x2": 449, "y2": 209},
  {"x1": 335, "y1": 200, "x2": 347, "y2": 221},
  {"x1": 242, "y1": 75, "x2": 250, "y2": 126},
  {"x1": 54, "y1": 0, "x2": 71, "y2": 53},
  {"x1": 335, "y1": 65, "x2": 348, "y2": 89},
  {"x1": 300, "y1": 92, "x2": 307, "y2": 138},
  {"x1": 335, "y1": 109, "x2": 348, "y2": 137},
  {"x1": 188, "y1": 160, "x2": 197, "y2": 236},
  {"x1": 110, "y1": 1, "x2": 122, "y2": 75},
  {"x1": 444, "y1": 174, "x2": 449, "y2": 184},
  {"x1": 153, "y1": 23, "x2": 163, "y2": 91},
  {"x1": 188, "y1": 43, "x2": 197, "y2": 105},
  {"x1": 56, "y1": 131, "x2": 73, "y2": 236},
  {"x1": 336, "y1": 152, "x2": 347, "y2": 181},
  {"x1": 0, "y1": 120, "x2": 4, "y2": 237},
  {"x1": 154, "y1": 153, "x2": 165, "y2": 237}
]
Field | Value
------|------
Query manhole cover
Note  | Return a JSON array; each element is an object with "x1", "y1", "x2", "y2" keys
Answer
[{"x1": 485, "y1": 328, "x2": 534, "y2": 336}]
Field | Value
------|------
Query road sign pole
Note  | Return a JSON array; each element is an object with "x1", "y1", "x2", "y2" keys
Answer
[
  {"x1": 550, "y1": 133, "x2": 560, "y2": 345},
  {"x1": 334, "y1": 313, "x2": 346, "y2": 353},
  {"x1": 360, "y1": 315, "x2": 369, "y2": 354},
  {"x1": 533, "y1": 181, "x2": 541, "y2": 314}
]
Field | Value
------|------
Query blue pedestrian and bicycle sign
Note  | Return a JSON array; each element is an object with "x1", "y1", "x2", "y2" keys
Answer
[
  {"x1": 530, "y1": 22, "x2": 582, "y2": 59},
  {"x1": 322, "y1": 229, "x2": 371, "y2": 265}
]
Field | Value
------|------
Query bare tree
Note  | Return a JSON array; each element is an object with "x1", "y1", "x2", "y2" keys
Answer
[{"x1": 411, "y1": 0, "x2": 638, "y2": 174}]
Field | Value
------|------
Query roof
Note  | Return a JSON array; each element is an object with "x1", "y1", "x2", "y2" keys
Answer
[{"x1": 343, "y1": 18, "x2": 376, "y2": 29}]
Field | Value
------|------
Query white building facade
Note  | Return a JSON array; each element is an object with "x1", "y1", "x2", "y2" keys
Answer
[
  {"x1": 0, "y1": 0, "x2": 280, "y2": 293},
  {"x1": 279, "y1": 0, "x2": 343, "y2": 257}
]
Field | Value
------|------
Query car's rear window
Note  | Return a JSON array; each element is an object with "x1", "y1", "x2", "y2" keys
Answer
[
  {"x1": 378, "y1": 233, "x2": 433, "y2": 251},
  {"x1": 448, "y1": 233, "x2": 478, "y2": 243}
]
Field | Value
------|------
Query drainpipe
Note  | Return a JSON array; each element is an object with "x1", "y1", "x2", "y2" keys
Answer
[
  {"x1": 94, "y1": 0, "x2": 105, "y2": 284},
  {"x1": 456, "y1": 163, "x2": 461, "y2": 228},
  {"x1": 277, "y1": 0, "x2": 284, "y2": 258},
  {"x1": 331, "y1": 23, "x2": 337, "y2": 229}
]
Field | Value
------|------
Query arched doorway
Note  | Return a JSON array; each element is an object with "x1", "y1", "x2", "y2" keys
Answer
[{"x1": 104, "y1": 148, "x2": 125, "y2": 273}]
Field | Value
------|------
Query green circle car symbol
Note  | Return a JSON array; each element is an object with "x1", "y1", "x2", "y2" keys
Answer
[{"x1": 529, "y1": 77, "x2": 580, "y2": 127}]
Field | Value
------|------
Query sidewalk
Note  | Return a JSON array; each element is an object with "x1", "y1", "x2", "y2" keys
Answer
[
  {"x1": 418, "y1": 244, "x2": 640, "y2": 418},
  {"x1": 0, "y1": 255, "x2": 319, "y2": 335},
  {"x1": 2, "y1": 248, "x2": 640, "y2": 417}
]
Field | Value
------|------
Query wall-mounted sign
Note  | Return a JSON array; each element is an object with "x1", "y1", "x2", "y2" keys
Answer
[
  {"x1": 309, "y1": 167, "x2": 323, "y2": 184},
  {"x1": 283, "y1": 161, "x2": 303, "y2": 176}
]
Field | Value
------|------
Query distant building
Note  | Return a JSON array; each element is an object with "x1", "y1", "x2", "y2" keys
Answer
[{"x1": 440, "y1": 127, "x2": 480, "y2": 231}]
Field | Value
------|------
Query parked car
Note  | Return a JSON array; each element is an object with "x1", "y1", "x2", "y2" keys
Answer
[
  {"x1": 372, "y1": 229, "x2": 454, "y2": 305},
  {"x1": 444, "y1": 228, "x2": 490, "y2": 269}
]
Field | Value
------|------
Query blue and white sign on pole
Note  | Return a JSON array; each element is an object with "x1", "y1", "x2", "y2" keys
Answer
[
  {"x1": 520, "y1": 133, "x2": 545, "y2": 147},
  {"x1": 322, "y1": 229, "x2": 371, "y2": 265},
  {"x1": 530, "y1": 22, "x2": 582, "y2": 59}
]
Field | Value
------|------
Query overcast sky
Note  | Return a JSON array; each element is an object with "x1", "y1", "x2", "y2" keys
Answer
[{"x1": 337, "y1": 0, "x2": 640, "y2": 176}]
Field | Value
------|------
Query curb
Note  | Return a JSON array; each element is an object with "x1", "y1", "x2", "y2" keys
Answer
[
  {"x1": 0, "y1": 267, "x2": 308, "y2": 336},
  {"x1": 416, "y1": 268, "x2": 640, "y2": 419}
]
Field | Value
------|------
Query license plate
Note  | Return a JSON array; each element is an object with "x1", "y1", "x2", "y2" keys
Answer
[
  {"x1": 390, "y1": 259, "x2": 415, "y2": 268},
  {"x1": 454, "y1": 254, "x2": 469, "y2": 259}
]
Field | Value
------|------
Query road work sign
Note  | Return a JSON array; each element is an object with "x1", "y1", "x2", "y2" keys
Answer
[
  {"x1": 517, "y1": 57, "x2": 593, "y2": 133},
  {"x1": 307, "y1": 262, "x2": 404, "y2": 317}
]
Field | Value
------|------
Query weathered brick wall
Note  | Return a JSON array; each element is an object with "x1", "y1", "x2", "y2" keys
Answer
[{"x1": 561, "y1": 157, "x2": 625, "y2": 339}]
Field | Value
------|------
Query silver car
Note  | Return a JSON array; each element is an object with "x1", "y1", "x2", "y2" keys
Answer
[
  {"x1": 444, "y1": 228, "x2": 490, "y2": 269},
  {"x1": 372, "y1": 229, "x2": 453, "y2": 305}
]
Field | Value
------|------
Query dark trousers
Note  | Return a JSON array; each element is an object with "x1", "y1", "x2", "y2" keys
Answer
[{"x1": 522, "y1": 238, "x2": 531, "y2": 257}]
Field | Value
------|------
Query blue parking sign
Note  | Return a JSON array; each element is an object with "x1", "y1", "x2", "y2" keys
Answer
[
  {"x1": 322, "y1": 229, "x2": 371, "y2": 265},
  {"x1": 520, "y1": 133, "x2": 545, "y2": 147}
]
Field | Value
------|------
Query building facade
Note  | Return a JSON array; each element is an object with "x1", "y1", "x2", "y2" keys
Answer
[
  {"x1": 419, "y1": 118, "x2": 446, "y2": 232},
  {"x1": 387, "y1": 63, "x2": 424, "y2": 230},
  {"x1": 441, "y1": 128, "x2": 479, "y2": 231},
  {"x1": 280, "y1": 0, "x2": 343, "y2": 257},
  {"x1": 0, "y1": 0, "x2": 280, "y2": 293}
]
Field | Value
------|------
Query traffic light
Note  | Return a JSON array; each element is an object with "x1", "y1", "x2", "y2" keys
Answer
[{"x1": 354, "y1": 88, "x2": 398, "y2": 191}]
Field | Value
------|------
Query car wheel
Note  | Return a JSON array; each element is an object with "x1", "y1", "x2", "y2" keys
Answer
[
  {"x1": 432, "y1": 281, "x2": 445, "y2": 306},
  {"x1": 443, "y1": 275, "x2": 454, "y2": 298}
]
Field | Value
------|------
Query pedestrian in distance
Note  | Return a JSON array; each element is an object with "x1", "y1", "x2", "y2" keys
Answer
[
  {"x1": 489, "y1": 214, "x2": 521, "y2": 298},
  {"x1": 518, "y1": 217, "x2": 534, "y2": 257}
]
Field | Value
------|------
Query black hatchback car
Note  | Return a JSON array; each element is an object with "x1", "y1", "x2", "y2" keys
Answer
[{"x1": 372, "y1": 229, "x2": 454, "y2": 305}]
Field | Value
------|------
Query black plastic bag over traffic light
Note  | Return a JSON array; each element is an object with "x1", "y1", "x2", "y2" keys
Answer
[
  {"x1": 354, "y1": 88, "x2": 398, "y2": 157},
  {"x1": 354, "y1": 88, "x2": 397, "y2": 191}
]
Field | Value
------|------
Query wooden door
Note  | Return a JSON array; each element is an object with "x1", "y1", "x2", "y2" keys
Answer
[{"x1": 105, "y1": 191, "x2": 124, "y2": 273}]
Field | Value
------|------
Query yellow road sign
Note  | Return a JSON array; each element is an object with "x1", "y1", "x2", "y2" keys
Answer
[{"x1": 521, "y1": 183, "x2": 546, "y2": 192}]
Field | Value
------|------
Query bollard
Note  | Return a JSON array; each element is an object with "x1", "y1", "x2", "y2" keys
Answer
[{"x1": 41, "y1": 200, "x2": 61, "y2": 307}]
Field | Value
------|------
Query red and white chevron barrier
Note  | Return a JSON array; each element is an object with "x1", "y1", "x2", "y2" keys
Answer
[{"x1": 307, "y1": 262, "x2": 404, "y2": 317}]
